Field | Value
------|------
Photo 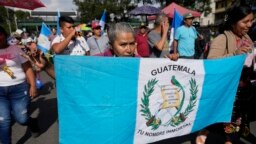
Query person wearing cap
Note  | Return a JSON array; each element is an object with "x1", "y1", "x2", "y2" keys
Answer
[
  {"x1": 51, "y1": 16, "x2": 90, "y2": 55},
  {"x1": 0, "y1": 26, "x2": 38, "y2": 144},
  {"x1": 148, "y1": 13, "x2": 173, "y2": 58},
  {"x1": 87, "y1": 20, "x2": 109, "y2": 56},
  {"x1": 173, "y1": 13, "x2": 203, "y2": 60},
  {"x1": 135, "y1": 23, "x2": 150, "y2": 57}
]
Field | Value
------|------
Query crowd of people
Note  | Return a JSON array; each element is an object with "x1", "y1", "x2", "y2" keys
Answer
[{"x1": 0, "y1": 2, "x2": 256, "y2": 144}]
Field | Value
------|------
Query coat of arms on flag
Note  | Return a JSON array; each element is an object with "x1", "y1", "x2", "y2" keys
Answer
[{"x1": 141, "y1": 77, "x2": 198, "y2": 130}]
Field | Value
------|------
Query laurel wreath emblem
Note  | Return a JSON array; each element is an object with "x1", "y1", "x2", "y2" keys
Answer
[{"x1": 140, "y1": 78, "x2": 198, "y2": 130}]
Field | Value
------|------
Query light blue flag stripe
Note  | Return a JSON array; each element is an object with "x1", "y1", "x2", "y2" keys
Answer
[
  {"x1": 55, "y1": 56, "x2": 140, "y2": 144},
  {"x1": 192, "y1": 55, "x2": 246, "y2": 132}
]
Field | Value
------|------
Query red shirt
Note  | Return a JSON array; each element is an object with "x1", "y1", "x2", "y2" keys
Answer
[{"x1": 135, "y1": 32, "x2": 150, "y2": 57}]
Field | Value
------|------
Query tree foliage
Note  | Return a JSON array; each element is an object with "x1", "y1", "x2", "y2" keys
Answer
[
  {"x1": 73, "y1": 0, "x2": 136, "y2": 23},
  {"x1": 0, "y1": 6, "x2": 41, "y2": 34},
  {"x1": 73, "y1": 0, "x2": 213, "y2": 22}
]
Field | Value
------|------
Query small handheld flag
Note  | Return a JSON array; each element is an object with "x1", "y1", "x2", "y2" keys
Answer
[{"x1": 37, "y1": 23, "x2": 52, "y2": 53}]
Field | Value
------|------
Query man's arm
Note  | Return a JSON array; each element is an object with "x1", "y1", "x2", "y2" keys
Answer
[
  {"x1": 52, "y1": 29, "x2": 76, "y2": 54},
  {"x1": 173, "y1": 39, "x2": 178, "y2": 54},
  {"x1": 154, "y1": 22, "x2": 169, "y2": 51}
]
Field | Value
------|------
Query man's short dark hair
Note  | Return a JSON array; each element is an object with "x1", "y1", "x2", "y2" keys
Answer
[{"x1": 59, "y1": 16, "x2": 74, "y2": 27}]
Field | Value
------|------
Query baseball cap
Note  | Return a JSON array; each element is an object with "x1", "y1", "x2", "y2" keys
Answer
[
  {"x1": 92, "y1": 21, "x2": 101, "y2": 29},
  {"x1": 16, "y1": 29, "x2": 24, "y2": 35},
  {"x1": 183, "y1": 13, "x2": 194, "y2": 19}
]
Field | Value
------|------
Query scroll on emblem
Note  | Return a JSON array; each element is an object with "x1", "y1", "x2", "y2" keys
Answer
[{"x1": 160, "y1": 85, "x2": 180, "y2": 109}]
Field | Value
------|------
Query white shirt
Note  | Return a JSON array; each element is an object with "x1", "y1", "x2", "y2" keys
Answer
[
  {"x1": 0, "y1": 45, "x2": 27, "y2": 86},
  {"x1": 51, "y1": 34, "x2": 90, "y2": 55}
]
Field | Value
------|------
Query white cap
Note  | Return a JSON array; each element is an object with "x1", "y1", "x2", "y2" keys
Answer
[{"x1": 15, "y1": 29, "x2": 23, "y2": 35}]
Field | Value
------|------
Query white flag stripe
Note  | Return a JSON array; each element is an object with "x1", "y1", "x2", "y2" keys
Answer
[{"x1": 134, "y1": 58, "x2": 204, "y2": 143}]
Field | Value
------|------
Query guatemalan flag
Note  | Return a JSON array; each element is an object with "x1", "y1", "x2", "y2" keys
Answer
[
  {"x1": 99, "y1": 9, "x2": 106, "y2": 32},
  {"x1": 55, "y1": 55, "x2": 246, "y2": 144},
  {"x1": 37, "y1": 22, "x2": 51, "y2": 53},
  {"x1": 169, "y1": 9, "x2": 183, "y2": 52}
]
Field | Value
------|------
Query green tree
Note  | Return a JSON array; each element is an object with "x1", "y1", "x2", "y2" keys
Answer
[
  {"x1": 73, "y1": 0, "x2": 135, "y2": 23},
  {"x1": 15, "y1": 10, "x2": 30, "y2": 20},
  {"x1": 0, "y1": 7, "x2": 15, "y2": 34}
]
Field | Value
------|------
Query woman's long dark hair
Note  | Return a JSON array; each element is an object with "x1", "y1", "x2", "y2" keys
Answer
[{"x1": 219, "y1": 3, "x2": 252, "y2": 34}]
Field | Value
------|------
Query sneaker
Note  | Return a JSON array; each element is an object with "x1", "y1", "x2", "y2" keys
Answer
[{"x1": 29, "y1": 117, "x2": 40, "y2": 138}]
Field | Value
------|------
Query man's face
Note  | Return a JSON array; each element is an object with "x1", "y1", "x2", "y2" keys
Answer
[
  {"x1": 184, "y1": 18, "x2": 194, "y2": 26},
  {"x1": 93, "y1": 26, "x2": 102, "y2": 37},
  {"x1": 61, "y1": 22, "x2": 74, "y2": 37},
  {"x1": 139, "y1": 27, "x2": 147, "y2": 34}
]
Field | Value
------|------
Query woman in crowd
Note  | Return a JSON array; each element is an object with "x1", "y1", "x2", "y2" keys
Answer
[
  {"x1": 0, "y1": 26, "x2": 37, "y2": 144},
  {"x1": 202, "y1": 3, "x2": 255, "y2": 144},
  {"x1": 103, "y1": 22, "x2": 138, "y2": 57}
]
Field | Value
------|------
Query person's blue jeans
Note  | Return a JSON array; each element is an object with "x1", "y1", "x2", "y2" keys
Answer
[{"x1": 0, "y1": 82, "x2": 30, "y2": 144}]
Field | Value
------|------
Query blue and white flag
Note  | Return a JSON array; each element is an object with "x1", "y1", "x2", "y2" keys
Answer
[
  {"x1": 54, "y1": 55, "x2": 245, "y2": 144},
  {"x1": 56, "y1": 9, "x2": 61, "y2": 35},
  {"x1": 99, "y1": 9, "x2": 106, "y2": 32},
  {"x1": 37, "y1": 23, "x2": 51, "y2": 53},
  {"x1": 169, "y1": 9, "x2": 183, "y2": 51}
]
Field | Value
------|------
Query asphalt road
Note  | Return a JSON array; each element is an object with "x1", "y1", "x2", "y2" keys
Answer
[
  {"x1": 12, "y1": 71, "x2": 58, "y2": 144},
  {"x1": 11, "y1": 71, "x2": 256, "y2": 144}
]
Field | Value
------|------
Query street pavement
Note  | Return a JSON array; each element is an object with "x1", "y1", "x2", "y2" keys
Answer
[
  {"x1": 11, "y1": 71, "x2": 256, "y2": 144},
  {"x1": 12, "y1": 71, "x2": 58, "y2": 144}
]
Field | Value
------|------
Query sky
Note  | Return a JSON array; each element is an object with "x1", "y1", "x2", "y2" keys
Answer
[{"x1": 35, "y1": 0, "x2": 77, "y2": 12}]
